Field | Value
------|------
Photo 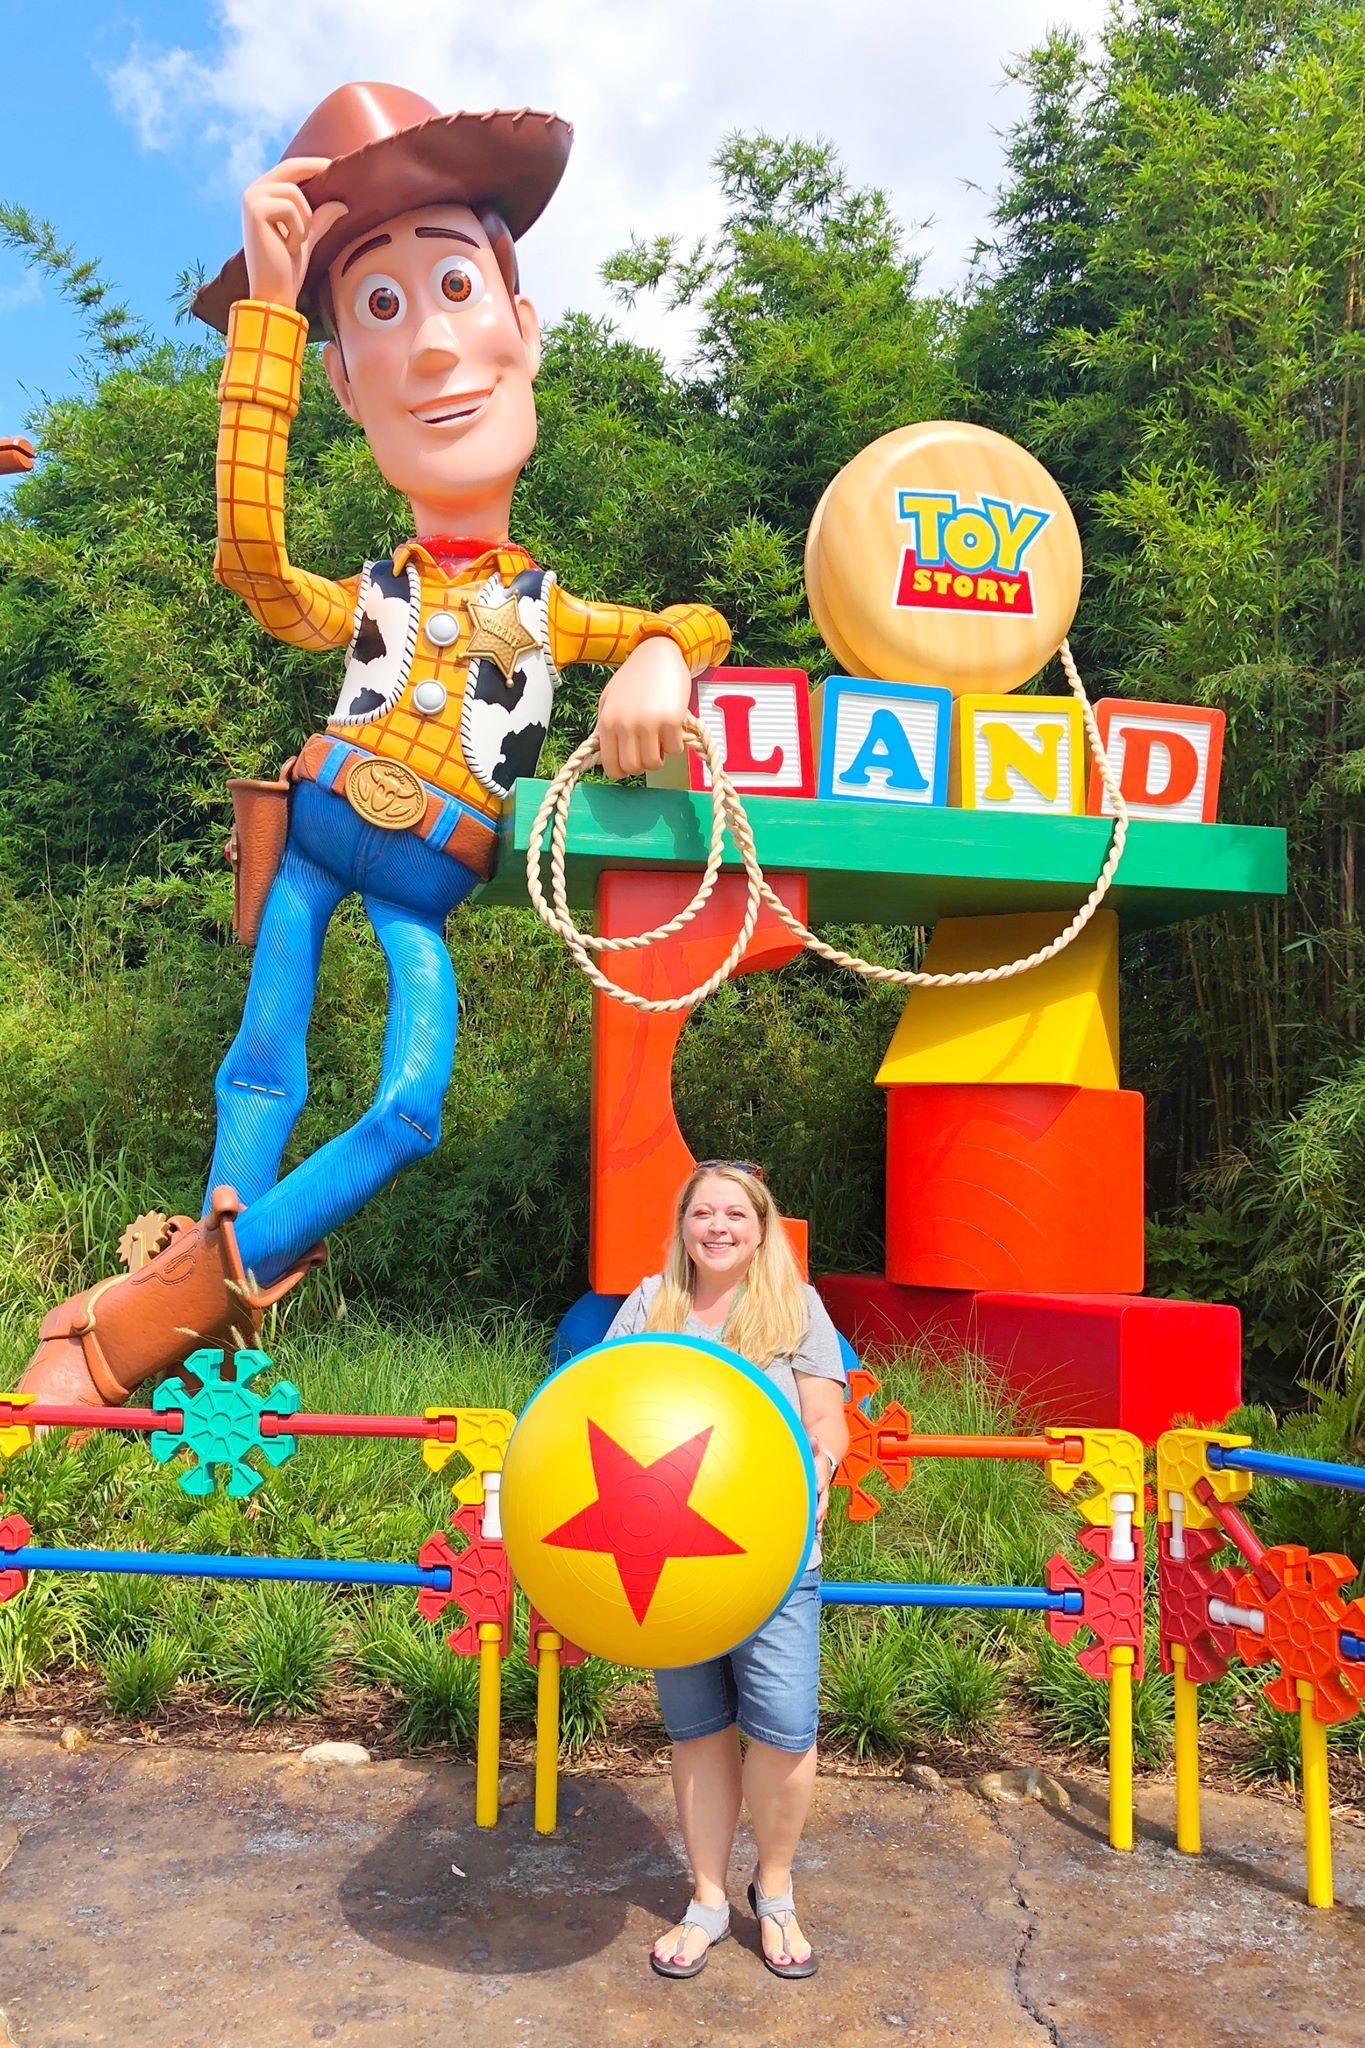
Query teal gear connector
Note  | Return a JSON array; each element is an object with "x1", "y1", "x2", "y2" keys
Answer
[{"x1": 149, "y1": 1348, "x2": 300, "y2": 1497}]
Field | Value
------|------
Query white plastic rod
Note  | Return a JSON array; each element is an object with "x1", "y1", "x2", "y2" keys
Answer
[
  {"x1": 1110, "y1": 1492, "x2": 1137, "y2": 1564},
  {"x1": 1209, "y1": 1596, "x2": 1265, "y2": 1635}
]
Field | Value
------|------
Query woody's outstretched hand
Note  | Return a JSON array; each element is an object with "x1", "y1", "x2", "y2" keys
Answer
[
  {"x1": 595, "y1": 637, "x2": 692, "y2": 780},
  {"x1": 242, "y1": 157, "x2": 349, "y2": 310}
]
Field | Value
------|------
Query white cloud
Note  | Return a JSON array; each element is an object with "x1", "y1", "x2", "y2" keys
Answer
[{"x1": 106, "y1": 0, "x2": 1111, "y2": 356}]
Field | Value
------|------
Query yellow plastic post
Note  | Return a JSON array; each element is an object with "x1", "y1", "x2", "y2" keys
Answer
[
  {"x1": 1298, "y1": 1679, "x2": 1334, "y2": 1909},
  {"x1": 534, "y1": 1630, "x2": 563, "y2": 1837},
  {"x1": 475, "y1": 1622, "x2": 503, "y2": 1830},
  {"x1": 1171, "y1": 1643, "x2": 1201, "y2": 1854},
  {"x1": 1108, "y1": 1646, "x2": 1135, "y2": 1851}
]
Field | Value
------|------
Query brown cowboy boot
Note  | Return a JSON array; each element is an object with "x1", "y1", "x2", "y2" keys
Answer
[{"x1": 17, "y1": 1185, "x2": 325, "y2": 1408}]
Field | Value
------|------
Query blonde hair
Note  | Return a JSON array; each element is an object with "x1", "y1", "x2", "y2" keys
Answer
[{"x1": 644, "y1": 1165, "x2": 808, "y2": 1370}]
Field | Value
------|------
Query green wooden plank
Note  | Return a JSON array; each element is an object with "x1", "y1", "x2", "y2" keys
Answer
[{"x1": 476, "y1": 782, "x2": 1287, "y2": 931}]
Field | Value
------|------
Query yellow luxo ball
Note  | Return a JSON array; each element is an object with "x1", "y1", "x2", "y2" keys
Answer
[
  {"x1": 805, "y1": 420, "x2": 1083, "y2": 696},
  {"x1": 500, "y1": 1334, "x2": 816, "y2": 1669}
]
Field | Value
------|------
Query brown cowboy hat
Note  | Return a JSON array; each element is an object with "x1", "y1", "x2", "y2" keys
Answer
[{"x1": 192, "y1": 81, "x2": 572, "y2": 336}]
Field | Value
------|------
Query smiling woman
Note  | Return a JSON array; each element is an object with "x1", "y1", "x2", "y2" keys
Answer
[{"x1": 604, "y1": 1164, "x2": 850, "y2": 1981}]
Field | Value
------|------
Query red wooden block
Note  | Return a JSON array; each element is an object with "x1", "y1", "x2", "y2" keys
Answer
[
  {"x1": 885, "y1": 1083, "x2": 1145, "y2": 1294},
  {"x1": 813, "y1": 1276, "x2": 1242, "y2": 1444},
  {"x1": 1086, "y1": 699, "x2": 1225, "y2": 824},
  {"x1": 665, "y1": 667, "x2": 816, "y2": 799}
]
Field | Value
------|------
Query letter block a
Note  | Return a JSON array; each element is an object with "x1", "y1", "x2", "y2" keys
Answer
[
  {"x1": 812, "y1": 674, "x2": 953, "y2": 808},
  {"x1": 1086, "y1": 699, "x2": 1225, "y2": 825},
  {"x1": 646, "y1": 666, "x2": 816, "y2": 799}
]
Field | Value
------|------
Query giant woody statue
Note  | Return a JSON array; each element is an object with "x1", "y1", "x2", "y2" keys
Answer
[{"x1": 21, "y1": 82, "x2": 729, "y2": 1407}]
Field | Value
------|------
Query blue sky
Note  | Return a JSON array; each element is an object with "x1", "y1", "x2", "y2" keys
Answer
[{"x1": 1, "y1": 0, "x2": 1109, "y2": 487}]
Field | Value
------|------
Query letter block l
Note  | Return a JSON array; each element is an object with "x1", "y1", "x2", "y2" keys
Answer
[{"x1": 646, "y1": 667, "x2": 816, "y2": 799}]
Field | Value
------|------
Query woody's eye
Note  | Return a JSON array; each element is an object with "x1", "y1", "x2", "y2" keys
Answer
[
  {"x1": 354, "y1": 274, "x2": 406, "y2": 328},
  {"x1": 431, "y1": 255, "x2": 485, "y2": 309}
]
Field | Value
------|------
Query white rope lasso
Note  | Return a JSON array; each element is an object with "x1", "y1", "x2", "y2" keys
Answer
[{"x1": 527, "y1": 638, "x2": 1130, "y2": 1015}]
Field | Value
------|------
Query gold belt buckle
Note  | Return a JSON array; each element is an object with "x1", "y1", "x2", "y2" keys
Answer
[{"x1": 344, "y1": 757, "x2": 428, "y2": 831}]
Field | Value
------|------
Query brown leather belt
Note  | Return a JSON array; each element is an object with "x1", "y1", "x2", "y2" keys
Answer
[{"x1": 293, "y1": 733, "x2": 500, "y2": 880}]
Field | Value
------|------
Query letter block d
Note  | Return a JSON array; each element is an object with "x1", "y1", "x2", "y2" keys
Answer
[
  {"x1": 1087, "y1": 700, "x2": 1225, "y2": 824},
  {"x1": 647, "y1": 667, "x2": 816, "y2": 799}
]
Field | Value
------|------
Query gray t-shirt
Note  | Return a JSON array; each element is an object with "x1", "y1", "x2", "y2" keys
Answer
[{"x1": 604, "y1": 1276, "x2": 846, "y2": 1566}]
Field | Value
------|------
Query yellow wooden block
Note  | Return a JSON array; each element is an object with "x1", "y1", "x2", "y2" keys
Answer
[
  {"x1": 951, "y1": 694, "x2": 1085, "y2": 814},
  {"x1": 875, "y1": 909, "x2": 1119, "y2": 1087}
]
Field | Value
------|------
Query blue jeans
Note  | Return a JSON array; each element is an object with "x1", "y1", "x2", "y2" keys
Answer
[
  {"x1": 653, "y1": 1568, "x2": 822, "y2": 1754},
  {"x1": 206, "y1": 779, "x2": 481, "y2": 1287}
]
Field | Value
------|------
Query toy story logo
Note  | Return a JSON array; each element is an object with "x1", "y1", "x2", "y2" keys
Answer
[{"x1": 892, "y1": 489, "x2": 1051, "y2": 617}]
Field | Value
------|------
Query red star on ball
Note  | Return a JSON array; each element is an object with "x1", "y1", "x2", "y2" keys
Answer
[{"x1": 544, "y1": 1420, "x2": 745, "y2": 1624}]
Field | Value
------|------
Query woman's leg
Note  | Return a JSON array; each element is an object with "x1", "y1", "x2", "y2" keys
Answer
[
  {"x1": 651, "y1": 1659, "x2": 742, "y2": 1965},
  {"x1": 742, "y1": 1739, "x2": 818, "y2": 1964},
  {"x1": 728, "y1": 1568, "x2": 823, "y2": 1965},
  {"x1": 654, "y1": 1727, "x2": 744, "y2": 1963}
]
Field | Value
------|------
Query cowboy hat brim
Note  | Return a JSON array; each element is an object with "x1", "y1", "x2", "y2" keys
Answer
[{"x1": 192, "y1": 106, "x2": 572, "y2": 336}]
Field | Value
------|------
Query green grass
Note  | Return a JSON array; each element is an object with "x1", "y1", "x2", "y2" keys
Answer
[
  {"x1": 103, "y1": 1632, "x2": 183, "y2": 1717},
  {"x1": 0, "y1": 1319, "x2": 1356, "y2": 1775}
]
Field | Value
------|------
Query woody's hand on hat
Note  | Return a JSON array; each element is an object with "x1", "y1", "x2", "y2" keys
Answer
[
  {"x1": 242, "y1": 156, "x2": 349, "y2": 310},
  {"x1": 594, "y1": 638, "x2": 691, "y2": 780}
]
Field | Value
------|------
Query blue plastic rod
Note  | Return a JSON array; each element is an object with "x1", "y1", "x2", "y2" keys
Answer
[
  {"x1": 1207, "y1": 1444, "x2": 1365, "y2": 1494},
  {"x1": 1343, "y1": 1633, "x2": 1365, "y2": 1663},
  {"x1": 820, "y1": 1581, "x2": 1084, "y2": 1615},
  {"x1": 0, "y1": 1546, "x2": 452, "y2": 1591}
]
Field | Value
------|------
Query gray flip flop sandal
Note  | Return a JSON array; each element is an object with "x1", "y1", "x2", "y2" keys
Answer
[
  {"x1": 649, "y1": 1896, "x2": 731, "y2": 1979},
  {"x1": 747, "y1": 1874, "x2": 818, "y2": 1979}
]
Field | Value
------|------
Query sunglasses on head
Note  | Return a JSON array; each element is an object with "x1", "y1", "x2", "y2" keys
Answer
[{"x1": 696, "y1": 1159, "x2": 765, "y2": 1182}]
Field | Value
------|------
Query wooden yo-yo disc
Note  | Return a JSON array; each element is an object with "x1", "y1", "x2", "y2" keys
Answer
[{"x1": 806, "y1": 421, "x2": 1083, "y2": 696}]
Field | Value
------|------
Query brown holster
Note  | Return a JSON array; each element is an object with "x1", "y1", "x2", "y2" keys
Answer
[{"x1": 227, "y1": 758, "x2": 295, "y2": 946}]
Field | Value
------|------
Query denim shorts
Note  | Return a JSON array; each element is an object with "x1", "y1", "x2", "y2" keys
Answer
[{"x1": 653, "y1": 1568, "x2": 821, "y2": 1754}]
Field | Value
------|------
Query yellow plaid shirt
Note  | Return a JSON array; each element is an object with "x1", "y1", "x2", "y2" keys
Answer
[{"x1": 214, "y1": 301, "x2": 732, "y2": 821}]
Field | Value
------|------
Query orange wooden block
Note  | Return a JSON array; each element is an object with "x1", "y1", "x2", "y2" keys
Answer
[
  {"x1": 590, "y1": 871, "x2": 809, "y2": 1294},
  {"x1": 884, "y1": 1084, "x2": 1144, "y2": 1294},
  {"x1": 1086, "y1": 699, "x2": 1225, "y2": 824}
]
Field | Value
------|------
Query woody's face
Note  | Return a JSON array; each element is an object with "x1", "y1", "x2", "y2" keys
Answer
[{"x1": 322, "y1": 203, "x2": 540, "y2": 528}]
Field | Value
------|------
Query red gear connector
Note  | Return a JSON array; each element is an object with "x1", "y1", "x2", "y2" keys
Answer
[
  {"x1": 417, "y1": 1501, "x2": 512, "y2": 1657},
  {"x1": 1046, "y1": 1524, "x2": 1146, "y2": 1681},
  {"x1": 1158, "y1": 1525, "x2": 1240, "y2": 1683},
  {"x1": 527, "y1": 1608, "x2": 588, "y2": 1669},
  {"x1": 0, "y1": 1511, "x2": 30, "y2": 1604}
]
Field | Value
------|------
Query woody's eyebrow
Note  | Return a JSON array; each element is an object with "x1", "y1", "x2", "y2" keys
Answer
[
  {"x1": 339, "y1": 232, "x2": 392, "y2": 277},
  {"x1": 414, "y1": 227, "x2": 481, "y2": 249}
]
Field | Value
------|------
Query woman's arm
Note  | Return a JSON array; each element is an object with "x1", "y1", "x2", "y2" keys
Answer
[{"x1": 794, "y1": 1372, "x2": 850, "y2": 1533}]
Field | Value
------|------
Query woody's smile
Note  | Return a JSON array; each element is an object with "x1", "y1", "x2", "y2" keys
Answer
[{"x1": 410, "y1": 390, "x2": 493, "y2": 427}]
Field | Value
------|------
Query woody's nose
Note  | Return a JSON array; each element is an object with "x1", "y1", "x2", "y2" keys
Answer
[{"x1": 410, "y1": 312, "x2": 462, "y2": 373}]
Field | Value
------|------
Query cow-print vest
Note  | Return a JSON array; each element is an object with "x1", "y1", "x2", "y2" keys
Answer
[{"x1": 327, "y1": 558, "x2": 559, "y2": 801}]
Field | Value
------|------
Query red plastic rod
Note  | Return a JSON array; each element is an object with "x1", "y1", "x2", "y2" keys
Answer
[
  {"x1": 0, "y1": 1405, "x2": 168, "y2": 1432},
  {"x1": 0, "y1": 1403, "x2": 459, "y2": 1444},
  {"x1": 1193, "y1": 1476, "x2": 1276, "y2": 1596},
  {"x1": 261, "y1": 1413, "x2": 461, "y2": 1442}
]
